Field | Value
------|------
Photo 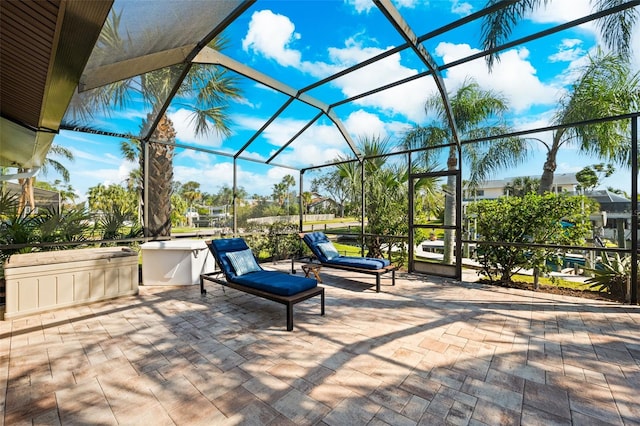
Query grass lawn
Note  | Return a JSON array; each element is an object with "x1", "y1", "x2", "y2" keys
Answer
[{"x1": 510, "y1": 273, "x2": 588, "y2": 291}]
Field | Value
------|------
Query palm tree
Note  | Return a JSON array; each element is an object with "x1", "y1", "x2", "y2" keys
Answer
[
  {"x1": 75, "y1": 10, "x2": 241, "y2": 237},
  {"x1": 536, "y1": 50, "x2": 639, "y2": 193},
  {"x1": 504, "y1": 176, "x2": 540, "y2": 197},
  {"x1": 481, "y1": 0, "x2": 638, "y2": 70},
  {"x1": 272, "y1": 175, "x2": 296, "y2": 214},
  {"x1": 180, "y1": 181, "x2": 202, "y2": 226},
  {"x1": 344, "y1": 136, "x2": 403, "y2": 257},
  {"x1": 334, "y1": 159, "x2": 362, "y2": 217},
  {"x1": 17, "y1": 144, "x2": 73, "y2": 213},
  {"x1": 404, "y1": 78, "x2": 527, "y2": 264}
]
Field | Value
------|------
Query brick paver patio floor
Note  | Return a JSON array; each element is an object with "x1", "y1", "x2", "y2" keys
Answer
[{"x1": 2, "y1": 263, "x2": 639, "y2": 425}]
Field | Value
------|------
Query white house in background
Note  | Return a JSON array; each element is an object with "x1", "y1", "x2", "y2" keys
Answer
[
  {"x1": 462, "y1": 173, "x2": 638, "y2": 245},
  {"x1": 463, "y1": 173, "x2": 579, "y2": 200}
]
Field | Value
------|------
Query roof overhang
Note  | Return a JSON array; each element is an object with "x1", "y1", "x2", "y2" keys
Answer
[{"x1": 0, "y1": 0, "x2": 113, "y2": 168}]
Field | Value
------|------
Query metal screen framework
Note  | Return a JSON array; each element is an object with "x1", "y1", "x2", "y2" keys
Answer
[{"x1": 3, "y1": 1, "x2": 639, "y2": 303}]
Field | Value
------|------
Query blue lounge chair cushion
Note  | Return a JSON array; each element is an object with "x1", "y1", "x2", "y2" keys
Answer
[
  {"x1": 227, "y1": 248, "x2": 261, "y2": 276},
  {"x1": 326, "y1": 256, "x2": 390, "y2": 270},
  {"x1": 302, "y1": 232, "x2": 335, "y2": 263},
  {"x1": 210, "y1": 238, "x2": 262, "y2": 280},
  {"x1": 317, "y1": 241, "x2": 339, "y2": 260},
  {"x1": 233, "y1": 270, "x2": 317, "y2": 296},
  {"x1": 209, "y1": 238, "x2": 317, "y2": 296},
  {"x1": 302, "y1": 231, "x2": 391, "y2": 270}
]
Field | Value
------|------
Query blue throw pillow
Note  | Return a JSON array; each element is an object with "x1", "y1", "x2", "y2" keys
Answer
[
  {"x1": 227, "y1": 249, "x2": 261, "y2": 276},
  {"x1": 317, "y1": 241, "x2": 339, "y2": 260}
]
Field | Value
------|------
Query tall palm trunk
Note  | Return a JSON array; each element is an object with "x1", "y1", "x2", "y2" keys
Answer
[
  {"x1": 17, "y1": 171, "x2": 35, "y2": 214},
  {"x1": 538, "y1": 131, "x2": 563, "y2": 194},
  {"x1": 145, "y1": 114, "x2": 176, "y2": 237},
  {"x1": 443, "y1": 147, "x2": 457, "y2": 264}
]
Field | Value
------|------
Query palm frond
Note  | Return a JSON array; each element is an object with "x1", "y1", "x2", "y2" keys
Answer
[
  {"x1": 481, "y1": 0, "x2": 549, "y2": 70},
  {"x1": 593, "y1": 0, "x2": 639, "y2": 58}
]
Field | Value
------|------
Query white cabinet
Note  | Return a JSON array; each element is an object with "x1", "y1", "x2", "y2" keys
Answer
[
  {"x1": 3, "y1": 247, "x2": 139, "y2": 320},
  {"x1": 141, "y1": 239, "x2": 215, "y2": 285}
]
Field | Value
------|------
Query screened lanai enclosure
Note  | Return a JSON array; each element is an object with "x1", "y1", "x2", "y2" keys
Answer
[{"x1": 1, "y1": 0, "x2": 639, "y2": 303}]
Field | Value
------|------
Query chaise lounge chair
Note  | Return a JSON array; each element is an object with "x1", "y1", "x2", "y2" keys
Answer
[
  {"x1": 200, "y1": 238, "x2": 324, "y2": 331},
  {"x1": 298, "y1": 231, "x2": 398, "y2": 292}
]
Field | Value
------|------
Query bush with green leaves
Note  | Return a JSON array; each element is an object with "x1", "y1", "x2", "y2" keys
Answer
[
  {"x1": 467, "y1": 193, "x2": 594, "y2": 283},
  {"x1": 244, "y1": 221, "x2": 299, "y2": 261},
  {"x1": 94, "y1": 205, "x2": 143, "y2": 244}
]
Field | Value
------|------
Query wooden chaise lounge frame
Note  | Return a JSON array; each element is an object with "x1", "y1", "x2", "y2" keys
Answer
[
  {"x1": 296, "y1": 232, "x2": 398, "y2": 293},
  {"x1": 200, "y1": 239, "x2": 324, "y2": 331}
]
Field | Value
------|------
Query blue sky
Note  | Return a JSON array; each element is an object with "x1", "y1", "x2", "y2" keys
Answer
[{"x1": 41, "y1": 0, "x2": 640, "y2": 201}]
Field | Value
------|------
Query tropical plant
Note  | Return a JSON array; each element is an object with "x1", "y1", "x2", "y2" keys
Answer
[
  {"x1": 403, "y1": 77, "x2": 528, "y2": 264},
  {"x1": 170, "y1": 193, "x2": 189, "y2": 227},
  {"x1": 94, "y1": 205, "x2": 139, "y2": 242},
  {"x1": 87, "y1": 183, "x2": 137, "y2": 221},
  {"x1": 481, "y1": 0, "x2": 639, "y2": 70},
  {"x1": 38, "y1": 207, "x2": 92, "y2": 249},
  {"x1": 74, "y1": 9, "x2": 241, "y2": 237},
  {"x1": 331, "y1": 135, "x2": 436, "y2": 264},
  {"x1": 533, "y1": 51, "x2": 639, "y2": 193},
  {"x1": 584, "y1": 251, "x2": 634, "y2": 299},
  {"x1": 0, "y1": 192, "x2": 93, "y2": 271},
  {"x1": 575, "y1": 163, "x2": 615, "y2": 192},
  {"x1": 335, "y1": 160, "x2": 362, "y2": 217},
  {"x1": 0, "y1": 192, "x2": 40, "y2": 261},
  {"x1": 179, "y1": 181, "x2": 202, "y2": 207},
  {"x1": 503, "y1": 176, "x2": 540, "y2": 197},
  {"x1": 272, "y1": 174, "x2": 297, "y2": 214},
  {"x1": 468, "y1": 193, "x2": 593, "y2": 283}
]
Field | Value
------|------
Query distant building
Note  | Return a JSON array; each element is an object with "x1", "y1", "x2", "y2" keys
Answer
[
  {"x1": 307, "y1": 193, "x2": 338, "y2": 214},
  {"x1": 2, "y1": 181, "x2": 61, "y2": 214},
  {"x1": 463, "y1": 173, "x2": 578, "y2": 200},
  {"x1": 585, "y1": 189, "x2": 635, "y2": 243}
]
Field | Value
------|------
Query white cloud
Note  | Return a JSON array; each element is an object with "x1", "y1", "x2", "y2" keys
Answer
[
  {"x1": 176, "y1": 160, "x2": 296, "y2": 197},
  {"x1": 434, "y1": 42, "x2": 561, "y2": 112},
  {"x1": 265, "y1": 121, "x2": 353, "y2": 166},
  {"x1": 174, "y1": 162, "x2": 233, "y2": 192},
  {"x1": 346, "y1": 0, "x2": 422, "y2": 14},
  {"x1": 73, "y1": 157, "x2": 136, "y2": 190},
  {"x1": 242, "y1": 10, "x2": 302, "y2": 67},
  {"x1": 344, "y1": 110, "x2": 388, "y2": 140},
  {"x1": 230, "y1": 112, "x2": 354, "y2": 168},
  {"x1": 529, "y1": 0, "x2": 591, "y2": 24},
  {"x1": 323, "y1": 41, "x2": 431, "y2": 122},
  {"x1": 117, "y1": 160, "x2": 136, "y2": 183},
  {"x1": 556, "y1": 162, "x2": 584, "y2": 173},
  {"x1": 548, "y1": 38, "x2": 585, "y2": 62},
  {"x1": 169, "y1": 109, "x2": 225, "y2": 148},
  {"x1": 69, "y1": 146, "x2": 121, "y2": 166},
  {"x1": 451, "y1": 0, "x2": 473, "y2": 16},
  {"x1": 529, "y1": 0, "x2": 597, "y2": 36},
  {"x1": 345, "y1": 0, "x2": 375, "y2": 14}
]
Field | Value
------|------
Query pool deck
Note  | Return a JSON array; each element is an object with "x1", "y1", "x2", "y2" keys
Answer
[{"x1": 2, "y1": 263, "x2": 639, "y2": 425}]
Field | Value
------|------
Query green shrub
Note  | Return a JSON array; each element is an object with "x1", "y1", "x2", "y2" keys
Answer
[{"x1": 468, "y1": 193, "x2": 593, "y2": 283}]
